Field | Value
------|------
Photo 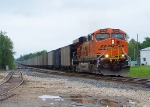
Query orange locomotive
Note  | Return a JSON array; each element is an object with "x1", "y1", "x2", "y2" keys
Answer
[{"x1": 73, "y1": 28, "x2": 130, "y2": 75}]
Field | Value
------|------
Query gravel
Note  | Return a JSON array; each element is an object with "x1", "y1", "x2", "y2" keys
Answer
[
  {"x1": 25, "y1": 69, "x2": 149, "y2": 90},
  {"x1": 0, "y1": 69, "x2": 150, "y2": 106},
  {"x1": 25, "y1": 69, "x2": 150, "y2": 105}
]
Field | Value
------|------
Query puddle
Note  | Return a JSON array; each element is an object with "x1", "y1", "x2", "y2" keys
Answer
[
  {"x1": 99, "y1": 99, "x2": 115, "y2": 106},
  {"x1": 129, "y1": 99, "x2": 136, "y2": 104},
  {"x1": 38, "y1": 95, "x2": 137, "y2": 106},
  {"x1": 38, "y1": 95, "x2": 64, "y2": 101}
]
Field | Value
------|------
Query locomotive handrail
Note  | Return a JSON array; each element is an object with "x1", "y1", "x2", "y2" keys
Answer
[
  {"x1": 96, "y1": 47, "x2": 107, "y2": 67},
  {"x1": 122, "y1": 48, "x2": 131, "y2": 66},
  {"x1": 122, "y1": 48, "x2": 131, "y2": 59},
  {"x1": 97, "y1": 47, "x2": 107, "y2": 60},
  {"x1": 73, "y1": 51, "x2": 77, "y2": 58}
]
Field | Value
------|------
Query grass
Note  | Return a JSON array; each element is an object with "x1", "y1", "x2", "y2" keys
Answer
[{"x1": 126, "y1": 65, "x2": 150, "y2": 78}]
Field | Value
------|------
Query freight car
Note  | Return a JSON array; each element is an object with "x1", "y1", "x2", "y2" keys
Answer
[{"x1": 17, "y1": 28, "x2": 131, "y2": 75}]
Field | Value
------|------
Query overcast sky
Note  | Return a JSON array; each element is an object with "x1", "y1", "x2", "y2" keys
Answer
[{"x1": 0, "y1": 0, "x2": 150, "y2": 58}]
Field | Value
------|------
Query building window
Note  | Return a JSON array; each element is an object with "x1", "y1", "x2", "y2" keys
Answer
[{"x1": 143, "y1": 58, "x2": 146, "y2": 61}]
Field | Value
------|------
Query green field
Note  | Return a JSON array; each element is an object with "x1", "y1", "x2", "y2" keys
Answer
[{"x1": 126, "y1": 66, "x2": 150, "y2": 78}]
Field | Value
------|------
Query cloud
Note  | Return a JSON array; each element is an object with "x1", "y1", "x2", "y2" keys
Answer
[{"x1": 0, "y1": 0, "x2": 150, "y2": 58}]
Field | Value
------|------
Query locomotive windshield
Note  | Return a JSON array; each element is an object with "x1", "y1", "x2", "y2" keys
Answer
[
  {"x1": 112, "y1": 33, "x2": 124, "y2": 40},
  {"x1": 96, "y1": 34, "x2": 110, "y2": 41}
]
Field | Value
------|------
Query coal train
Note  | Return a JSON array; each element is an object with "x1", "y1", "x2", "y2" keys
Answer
[{"x1": 17, "y1": 28, "x2": 131, "y2": 75}]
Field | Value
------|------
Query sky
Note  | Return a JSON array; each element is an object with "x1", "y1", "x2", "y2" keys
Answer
[{"x1": 0, "y1": 0, "x2": 150, "y2": 58}]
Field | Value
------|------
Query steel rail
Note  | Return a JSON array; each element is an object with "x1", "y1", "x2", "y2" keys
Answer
[
  {"x1": 0, "y1": 70, "x2": 24, "y2": 96},
  {"x1": 20, "y1": 65, "x2": 150, "y2": 88},
  {"x1": 0, "y1": 71, "x2": 14, "y2": 86}
]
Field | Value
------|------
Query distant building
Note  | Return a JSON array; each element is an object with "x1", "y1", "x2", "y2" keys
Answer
[
  {"x1": 140, "y1": 47, "x2": 150, "y2": 65},
  {"x1": 131, "y1": 61, "x2": 137, "y2": 66}
]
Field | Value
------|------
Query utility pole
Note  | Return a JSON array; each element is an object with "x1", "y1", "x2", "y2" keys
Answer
[
  {"x1": 136, "y1": 34, "x2": 138, "y2": 65},
  {"x1": 134, "y1": 49, "x2": 135, "y2": 60}
]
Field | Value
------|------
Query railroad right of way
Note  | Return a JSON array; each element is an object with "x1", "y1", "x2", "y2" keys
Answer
[{"x1": 22, "y1": 66, "x2": 150, "y2": 88}]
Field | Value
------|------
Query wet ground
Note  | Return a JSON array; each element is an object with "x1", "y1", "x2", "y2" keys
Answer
[{"x1": 38, "y1": 94, "x2": 137, "y2": 107}]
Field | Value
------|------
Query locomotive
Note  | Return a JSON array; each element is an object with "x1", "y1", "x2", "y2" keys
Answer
[
  {"x1": 72, "y1": 28, "x2": 130, "y2": 75},
  {"x1": 18, "y1": 28, "x2": 131, "y2": 76}
]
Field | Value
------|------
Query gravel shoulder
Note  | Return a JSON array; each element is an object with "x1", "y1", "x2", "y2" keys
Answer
[
  {"x1": 0, "y1": 71, "x2": 8, "y2": 83},
  {"x1": 0, "y1": 69, "x2": 150, "y2": 107}
]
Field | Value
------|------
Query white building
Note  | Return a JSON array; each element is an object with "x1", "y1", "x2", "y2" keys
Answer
[{"x1": 140, "y1": 47, "x2": 150, "y2": 65}]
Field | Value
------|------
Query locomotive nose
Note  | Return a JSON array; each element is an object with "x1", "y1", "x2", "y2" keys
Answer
[
  {"x1": 116, "y1": 41, "x2": 120, "y2": 45},
  {"x1": 111, "y1": 38, "x2": 121, "y2": 45}
]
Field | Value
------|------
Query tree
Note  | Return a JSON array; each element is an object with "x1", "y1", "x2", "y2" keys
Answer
[
  {"x1": 140, "y1": 37, "x2": 150, "y2": 49},
  {"x1": 128, "y1": 38, "x2": 141, "y2": 60},
  {"x1": 0, "y1": 31, "x2": 15, "y2": 69},
  {"x1": 128, "y1": 38, "x2": 137, "y2": 60},
  {"x1": 125, "y1": 33, "x2": 130, "y2": 41},
  {"x1": 128, "y1": 36, "x2": 150, "y2": 61},
  {"x1": 16, "y1": 50, "x2": 47, "y2": 61}
]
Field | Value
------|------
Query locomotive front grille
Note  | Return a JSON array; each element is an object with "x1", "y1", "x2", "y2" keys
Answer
[{"x1": 108, "y1": 47, "x2": 123, "y2": 60}]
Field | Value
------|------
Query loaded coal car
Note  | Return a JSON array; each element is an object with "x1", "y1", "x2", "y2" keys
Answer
[
  {"x1": 38, "y1": 53, "x2": 48, "y2": 69},
  {"x1": 61, "y1": 44, "x2": 77, "y2": 70},
  {"x1": 53, "y1": 48, "x2": 61, "y2": 70},
  {"x1": 39, "y1": 54, "x2": 44, "y2": 68},
  {"x1": 32, "y1": 57, "x2": 36, "y2": 67},
  {"x1": 36, "y1": 56, "x2": 40, "y2": 68},
  {"x1": 43, "y1": 53, "x2": 48, "y2": 69},
  {"x1": 34, "y1": 56, "x2": 38, "y2": 68},
  {"x1": 47, "y1": 51, "x2": 54, "y2": 69},
  {"x1": 30, "y1": 58, "x2": 34, "y2": 67},
  {"x1": 26, "y1": 59, "x2": 30, "y2": 67}
]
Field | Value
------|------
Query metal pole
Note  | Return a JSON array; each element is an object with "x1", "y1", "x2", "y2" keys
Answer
[
  {"x1": 134, "y1": 49, "x2": 135, "y2": 60},
  {"x1": 136, "y1": 34, "x2": 138, "y2": 64}
]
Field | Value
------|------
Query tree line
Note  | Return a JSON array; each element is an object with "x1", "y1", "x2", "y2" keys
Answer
[
  {"x1": 128, "y1": 37, "x2": 150, "y2": 60},
  {"x1": 16, "y1": 50, "x2": 47, "y2": 61},
  {"x1": 0, "y1": 31, "x2": 15, "y2": 69}
]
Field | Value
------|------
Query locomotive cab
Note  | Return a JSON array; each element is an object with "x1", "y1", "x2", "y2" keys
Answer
[{"x1": 96, "y1": 31, "x2": 130, "y2": 75}]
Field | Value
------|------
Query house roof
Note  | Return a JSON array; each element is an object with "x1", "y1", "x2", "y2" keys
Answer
[{"x1": 140, "y1": 47, "x2": 150, "y2": 51}]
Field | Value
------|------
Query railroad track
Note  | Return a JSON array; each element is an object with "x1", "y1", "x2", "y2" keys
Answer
[
  {"x1": 21, "y1": 65, "x2": 150, "y2": 88},
  {"x1": 0, "y1": 70, "x2": 24, "y2": 96}
]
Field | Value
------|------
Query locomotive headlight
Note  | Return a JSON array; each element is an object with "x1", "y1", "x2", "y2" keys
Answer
[
  {"x1": 122, "y1": 54, "x2": 125, "y2": 57},
  {"x1": 105, "y1": 54, "x2": 109, "y2": 58},
  {"x1": 112, "y1": 40, "x2": 114, "y2": 44}
]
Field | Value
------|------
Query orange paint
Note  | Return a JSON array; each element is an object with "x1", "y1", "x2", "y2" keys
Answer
[{"x1": 76, "y1": 28, "x2": 128, "y2": 59}]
